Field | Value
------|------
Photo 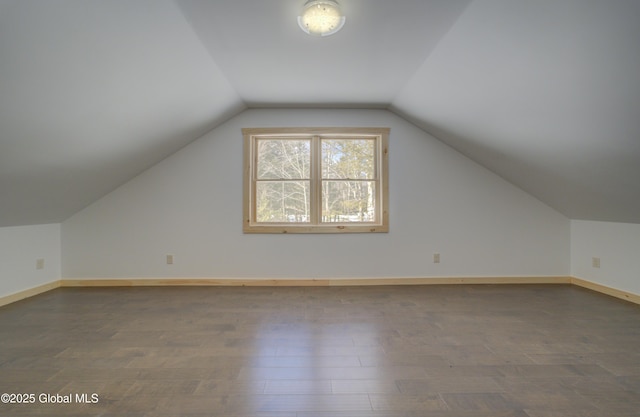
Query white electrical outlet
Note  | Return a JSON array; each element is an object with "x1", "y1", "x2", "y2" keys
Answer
[
  {"x1": 36, "y1": 258, "x2": 45, "y2": 270},
  {"x1": 166, "y1": 254, "x2": 174, "y2": 265},
  {"x1": 592, "y1": 257, "x2": 600, "y2": 268},
  {"x1": 433, "y1": 253, "x2": 440, "y2": 264}
]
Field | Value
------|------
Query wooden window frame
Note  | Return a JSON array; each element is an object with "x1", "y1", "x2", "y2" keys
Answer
[{"x1": 243, "y1": 127, "x2": 389, "y2": 234}]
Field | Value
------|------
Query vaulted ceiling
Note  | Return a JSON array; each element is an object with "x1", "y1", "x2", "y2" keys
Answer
[{"x1": 1, "y1": 0, "x2": 639, "y2": 227}]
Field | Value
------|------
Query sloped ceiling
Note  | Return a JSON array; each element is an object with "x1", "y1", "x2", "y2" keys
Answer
[
  {"x1": 0, "y1": 0, "x2": 244, "y2": 226},
  {"x1": 392, "y1": 0, "x2": 640, "y2": 223},
  {"x1": 1, "y1": 0, "x2": 639, "y2": 227}
]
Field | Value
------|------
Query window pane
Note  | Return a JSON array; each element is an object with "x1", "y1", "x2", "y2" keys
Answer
[
  {"x1": 257, "y1": 139, "x2": 310, "y2": 179},
  {"x1": 322, "y1": 139, "x2": 375, "y2": 179},
  {"x1": 321, "y1": 181, "x2": 376, "y2": 222},
  {"x1": 256, "y1": 181, "x2": 310, "y2": 222}
]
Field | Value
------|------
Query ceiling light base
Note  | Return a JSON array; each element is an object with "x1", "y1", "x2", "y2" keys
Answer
[{"x1": 298, "y1": 0, "x2": 346, "y2": 37}]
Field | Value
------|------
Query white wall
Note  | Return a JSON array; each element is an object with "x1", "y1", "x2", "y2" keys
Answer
[
  {"x1": 571, "y1": 220, "x2": 640, "y2": 295},
  {"x1": 0, "y1": 223, "x2": 61, "y2": 298},
  {"x1": 62, "y1": 108, "x2": 569, "y2": 280}
]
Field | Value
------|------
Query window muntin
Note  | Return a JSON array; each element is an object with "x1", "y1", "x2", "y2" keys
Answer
[{"x1": 243, "y1": 128, "x2": 389, "y2": 233}]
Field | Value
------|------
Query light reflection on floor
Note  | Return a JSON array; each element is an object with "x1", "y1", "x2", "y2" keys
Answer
[{"x1": 247, "y1": 317, "x2": 384, "y2": 413}]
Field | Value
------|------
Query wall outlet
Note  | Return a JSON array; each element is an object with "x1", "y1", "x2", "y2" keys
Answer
[
  {"x1": 592, "y1": 257, "x2": 600, "y2": 268},
  {"x1": 36, "y1": 258, "x2": 45, "y2": 270},
  {"x1": 166, "y1": 254, "x2": 174, "y2": 265},
  {"x1": 433, "y1": 253, "x2": 441, "y2": 264}
]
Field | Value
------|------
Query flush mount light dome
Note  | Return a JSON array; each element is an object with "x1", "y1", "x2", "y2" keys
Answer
[{"x1": 298, "y1": 0, "x2": 346, "y2": 37}]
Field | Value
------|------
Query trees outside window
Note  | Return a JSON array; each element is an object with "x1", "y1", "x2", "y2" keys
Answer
[{"x1": 243, "y1": 128, "x2": 389, "y2": 233}]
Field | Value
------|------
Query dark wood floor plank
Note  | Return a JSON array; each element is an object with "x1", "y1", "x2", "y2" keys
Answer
[{"x1": 0, "y1": 284, "x2": 638, "y2": 416}]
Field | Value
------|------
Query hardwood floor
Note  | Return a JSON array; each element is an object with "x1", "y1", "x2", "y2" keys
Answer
[{"x1": 0, "y1": 284, "x2": 639, "y2": 417}]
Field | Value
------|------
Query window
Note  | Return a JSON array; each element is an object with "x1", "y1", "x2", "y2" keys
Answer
[{"x1": 243, "y1": 127, "x2": 389, "y2": 233}]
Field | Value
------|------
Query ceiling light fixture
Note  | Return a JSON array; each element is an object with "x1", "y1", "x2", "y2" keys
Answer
[{"x1": 298, "y1": 0, "x2": 346, "y2": 37}]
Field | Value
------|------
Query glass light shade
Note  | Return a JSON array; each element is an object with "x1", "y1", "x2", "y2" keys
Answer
[{"x1": 298, "y1": 0, "x2": 346, "y2": 37}]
